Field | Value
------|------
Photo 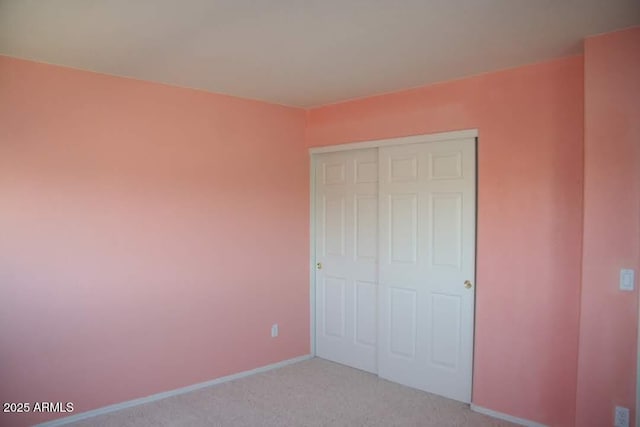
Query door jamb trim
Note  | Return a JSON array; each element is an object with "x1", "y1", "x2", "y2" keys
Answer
[{"x1": 308, "y1": 129, "x2": 478, "y2": 155}]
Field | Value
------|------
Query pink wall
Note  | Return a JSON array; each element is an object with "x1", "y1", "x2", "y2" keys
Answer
[
  {"x1": 307, "y1": 57, "x2": 585, "y2": 426},
  {"x1": 0, "y1": 56, "x2": 309, "y2": 427},
  {"x1": 576, "y1": 27, "x2": 640, "y2": 427}
]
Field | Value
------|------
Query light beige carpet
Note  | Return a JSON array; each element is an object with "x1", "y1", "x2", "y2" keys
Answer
[{"x1": 67, "y1": 358, "x2": 516, "y2": 426}]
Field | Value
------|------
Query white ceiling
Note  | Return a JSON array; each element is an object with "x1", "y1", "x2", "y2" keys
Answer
[{"x1": 1, "y1": 1, "x2": 639, "y2": 107}]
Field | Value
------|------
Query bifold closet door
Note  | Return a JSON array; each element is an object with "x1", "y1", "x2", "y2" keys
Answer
[
  {"x1": 314, "y1": 149, "x2": 378, "y2": 373},
  {"x1": 377, "y1": 138, "x2": 476, "y2": 403}
]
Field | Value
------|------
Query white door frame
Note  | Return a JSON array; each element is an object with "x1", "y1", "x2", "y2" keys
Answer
[
  {"x1": 637, "y1": 288, "x2": 640, "y2": 427},
  {"x1": 309, "y1": 128, "x2": 479, "y2": 358}
]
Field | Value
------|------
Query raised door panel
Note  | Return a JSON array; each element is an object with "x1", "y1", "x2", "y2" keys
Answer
[
  {"x1": 354, "y1": 195, "x2": 377, "y2": 262},
  {"x1": 323, "y1": 276, "x2": 346, "y2": 338},
  {"x1": 389, "y1": 287, "x2": 417, "y2": 359},
  {"x1": 430, "y1": 293, "x2": 461, "y2": 369},
  {"x1": 355, "y1": 281, "x2": 376, "y2": 347},
  {"x1": 389, "y1": 194, "x2": 418, "y2": 265},
  {"x1": 430, "y1": 193, "x2": 462, "y2": 269},
  {"x1": 322, "y1": 194, "x2": 346, "y2": 257}
]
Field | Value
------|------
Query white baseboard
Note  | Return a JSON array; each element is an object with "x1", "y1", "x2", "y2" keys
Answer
[
  {"x1": 36, "y1": 354, "x2": 312, "y2": 427},
  {"x1": 470, "y1": 404, "x2": 547, "y2": 427}
]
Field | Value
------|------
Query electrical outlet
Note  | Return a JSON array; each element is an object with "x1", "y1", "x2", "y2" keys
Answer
[
  {"x1": 620, "y1": 269, "x2": 635, "y2": 291},
  {"x1": 615, "y1": 406, "x2": 629, "y2": 427},
  {"x1": 271, "y1": 323, "x2": 279, "y2": 338}
]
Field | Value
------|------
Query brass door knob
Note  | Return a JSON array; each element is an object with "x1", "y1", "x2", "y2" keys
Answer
[
  {"x1": 464, "y1": 280, "x2": 473, "y2": 289},
  {"x1": 316, "y1": 262, "x2": 323, "y2": 270}
]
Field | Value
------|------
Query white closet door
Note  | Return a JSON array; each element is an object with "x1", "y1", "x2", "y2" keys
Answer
[
  {"x1": 378, "y1": 138, "x2": 476, "y2": 402},
  {"x1": 315, "y1": 149, "x2": 378, "y2": 373}
]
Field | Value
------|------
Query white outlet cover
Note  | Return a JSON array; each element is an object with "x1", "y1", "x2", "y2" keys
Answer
[
  {"x1": 615, "y1": 406, "x2": 629, "y2": 427},
  {"x1": 620, "y1": 269, "x2": 635, "y2": 292}
]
